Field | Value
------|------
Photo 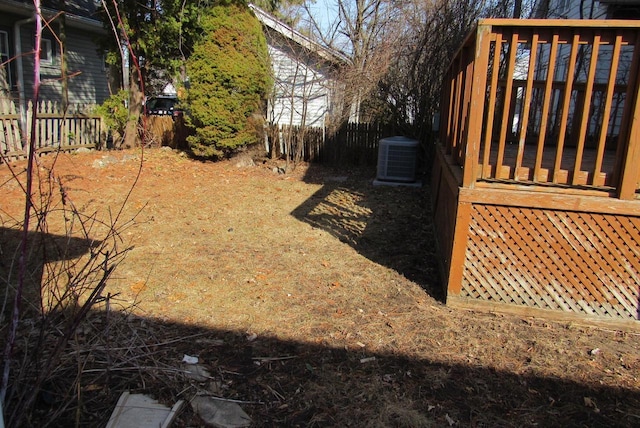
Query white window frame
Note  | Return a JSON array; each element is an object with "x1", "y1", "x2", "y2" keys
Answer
[
  {"x1": 0, "y1": 30, "x2": 12, "y2": 87},
  {"x1": 40, "y1": 38, "x2": 53, "y2": 64}
]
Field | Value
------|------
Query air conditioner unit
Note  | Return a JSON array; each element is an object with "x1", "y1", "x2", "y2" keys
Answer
[{"x1": 376, "y1": 136, "x2": 419, "y2": 183}]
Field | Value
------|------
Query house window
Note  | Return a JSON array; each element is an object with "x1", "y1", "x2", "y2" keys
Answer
[
  {"x1": 0, "y1": 30, "x2": 12, "y2": 88},
  {"x1": 40, "y1": 38, "x2": 53, "y2": 64},
  {"x1": 607, "y1": 5, "x2": 640, "y2": 19}
]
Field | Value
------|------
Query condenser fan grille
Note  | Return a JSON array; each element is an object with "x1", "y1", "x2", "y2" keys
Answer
[{"x1": 377, "y1": 137, "x2": 419, "y2": 182}]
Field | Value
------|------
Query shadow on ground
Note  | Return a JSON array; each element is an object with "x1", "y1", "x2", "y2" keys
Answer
[
  {"x1": 3, "y1": 165, "x2": 639, "y2": 427},
  {"x1": 9, "y1": 309, "x2": 638, "y2": 427},
  {"x1": 291, "y1": 163, "x2": 444, "y2": 301},
  {"x1": 0, "y1": 226, "x2": 100, "y2": 304}
]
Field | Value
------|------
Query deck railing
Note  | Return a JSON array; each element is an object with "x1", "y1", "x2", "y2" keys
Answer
[{"x1": 439, "y1": 19, "x2": 640, "y2": 199}]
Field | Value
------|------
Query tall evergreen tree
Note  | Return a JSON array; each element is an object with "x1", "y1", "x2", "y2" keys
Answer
[{"x1": 185, "y1": 3, "x2": 272, "y2": 159}]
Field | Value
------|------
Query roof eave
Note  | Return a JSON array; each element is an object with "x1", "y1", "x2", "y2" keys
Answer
[
  {"x1": 0, "y1": 0, "x2": 105, "y2": 33},
  {"x1": 249, "y1": 3, "x2": 348, "y2": 66}
]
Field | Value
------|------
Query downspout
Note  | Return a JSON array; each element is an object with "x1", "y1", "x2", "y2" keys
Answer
[{"x1": 14, "y1": 16, "x2": 35, "y2": 146}]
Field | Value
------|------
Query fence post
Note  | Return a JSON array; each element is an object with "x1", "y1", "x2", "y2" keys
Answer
[{"x1": 25, "y1": 101, "x2": 34, "y2": 156}]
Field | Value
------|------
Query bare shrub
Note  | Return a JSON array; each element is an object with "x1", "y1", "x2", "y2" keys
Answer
[{"x1": 0, "y1": 151, "x2": 137, "y2": 426}]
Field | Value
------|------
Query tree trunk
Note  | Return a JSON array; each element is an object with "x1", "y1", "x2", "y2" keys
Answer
[{"x1": 123, "y1": 72, "x2": 143, "y2": 148}]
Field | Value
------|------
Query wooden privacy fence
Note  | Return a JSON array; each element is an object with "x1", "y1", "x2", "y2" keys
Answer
[
  {"x1": 1, "y1": 99, "x2": 104, "y2": 161},
  {"x1": 441, "y1": 19, "x2": 640, "y2": 197},
  {"x1": 267, "y1": 122, "x2": 396, "y2": 166},
  {"x1": 144, "y1": 115, "x2": 189, "y2": 150}
]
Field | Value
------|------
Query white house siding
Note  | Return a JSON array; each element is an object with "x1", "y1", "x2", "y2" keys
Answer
[
  {"x1": 266, "y1": 32, "x2": 335, "y2": 128},
  {"x1": 250, "y1": 5, "x2": 344, "y2": 129}
]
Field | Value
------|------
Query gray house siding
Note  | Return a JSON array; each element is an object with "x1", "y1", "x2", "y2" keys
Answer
[
  {"x1": 0, "y1": 4, "x2": 109, "y2": 108},
  {"x1": 529, "y1": 0, "x2": 639, "y2": 138},
  {"x1": 19, "y1": 23, "x2": 109, "y2": 106},
  {"x1": 38, "y1": 27, "x2": 110, "y2": 105},
  {"x1": 535, "y1": 0, "x2": 640, "y2": 19}
]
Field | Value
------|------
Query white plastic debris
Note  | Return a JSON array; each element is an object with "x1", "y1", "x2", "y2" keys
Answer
[
  {"x1": 182, "y1": 354, "x2": 199, "y2": 364},
  {"x1": 445, "y1": 413, "x2": 457, "y2": 426},
  {"x1": 183, "y1": 364, "x2": 211, "y2": 382},
  {"x1": 191, "y1": 396, "x2": 251, "y2": 428}
]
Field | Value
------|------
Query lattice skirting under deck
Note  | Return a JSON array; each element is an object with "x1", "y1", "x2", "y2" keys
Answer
[{"x1": 460, "y1": 205, "x2": 640, "y2": 321}]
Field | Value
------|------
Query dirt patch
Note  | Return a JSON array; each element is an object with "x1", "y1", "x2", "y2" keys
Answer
[{"x1": 1, "y1": 148, "x2": 639, "y2": 426}]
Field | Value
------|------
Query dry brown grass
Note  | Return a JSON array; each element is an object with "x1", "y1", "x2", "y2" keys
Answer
[{"x1": 1, "y1": 147, "x2": 639, "y2": 426}]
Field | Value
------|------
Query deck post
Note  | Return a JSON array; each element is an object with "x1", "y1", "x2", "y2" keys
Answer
[
  {"x1": 446, "y1": 200, "x2": 473, "y2": 297},
  {"x1": 462, "y1": 23, "x2": 492, "y2": 189},
  {"x1": 617, "y1": 34, "x2": 640, "y2": 200}
]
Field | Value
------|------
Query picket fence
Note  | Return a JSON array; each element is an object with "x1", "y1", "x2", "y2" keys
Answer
[
  {"x1": 1, "y1": 99, "x2": 401, "y2": 167},
  {"x1": 0, "y1": 99, "x2": 104, "y2": 161},
  {"x1": 268, "y1": 122, "x2": 397, "y2": 166}
]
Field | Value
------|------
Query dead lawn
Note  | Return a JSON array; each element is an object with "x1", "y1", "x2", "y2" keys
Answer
[{"x1": 1, "y1": 148, "x2": 639, "y2": 427}]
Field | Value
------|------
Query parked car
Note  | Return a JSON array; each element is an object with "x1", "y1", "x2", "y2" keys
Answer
[{"x1": 144, "y1": 96, "x2": 183, "y2": 118}]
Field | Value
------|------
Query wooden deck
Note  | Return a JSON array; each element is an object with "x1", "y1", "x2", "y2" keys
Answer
[
  {"x1": 432, "y1": 19, "x2": 640, "y2": 326},
  {"x1": 433, "y1": 146, "x2": 640, "y2": 326},
  {"x1": 482, "y1": 144, "x2": 621, "y2": 189}
]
